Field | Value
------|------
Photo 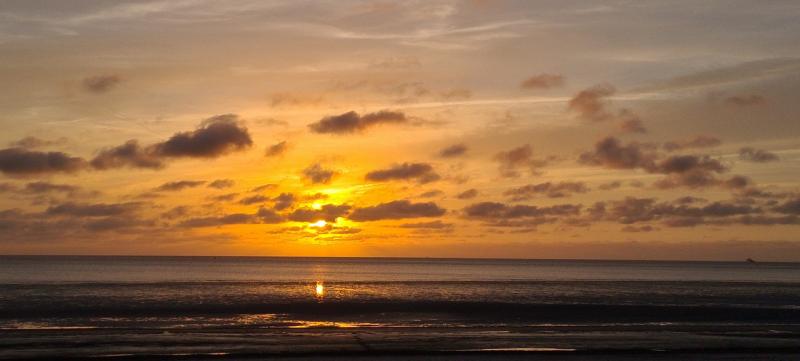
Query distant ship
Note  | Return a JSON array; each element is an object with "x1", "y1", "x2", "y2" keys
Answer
[{"x1": 746, "y1": 258, "x2": 757, "y2": 264}]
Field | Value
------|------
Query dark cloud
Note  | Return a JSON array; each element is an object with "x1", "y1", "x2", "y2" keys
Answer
[
  {"x1": 621, "y1": 225, "x2": 655, "y2": 232},
  {"x1": 208, "y1": 179, "x2": 235, "y2": 189},
  {"x1": 84, "y1": 216, "x2": 153, "y2": 232},
  {"x1": 438, "y1": 143, "x2": 468, "y2": 158},
  {"x1": 0, "y1": 148, "x2": 87, "y2": 176},
  {"x1": 209, "y1": 193, "x2": 239, "y2": 202},
  {"x1": 151, "y1": 114, "x2": 253, "y2": 158},
  {"x1": 272, "y1": 193, "x2": 296, "y2": 210},
  {"x1": 179, "y1": 213, "x2": 256, "y2": 228},
  {"x1": 419, "y1": 190, "x2": 444, "y2": 198},
  {"x1": 365, "y1": 163, "x2": 440, "y2": 183},
  {"x1": 456, "y1": 188, "x2": 479, "y2": 199},
  {"x1": 303, "y1": 163, "x2": 337, "y2": 184},
  {"x1": 494, "y1": 144, "x2": 553, "y2": 178},
  {"x1": 589, "y1": 197, "x2": 762, "y2": 227},
  {"x1": 598, "y1": 181, "x2": 622, "y2": 190},
  {"x1": 257, "y1": 207, "x2": 285, "y2": 223},
  {"x1": 161, "y1": 206, "x2": 190, "y2": 220},
  {"x1": 82, "y1": 74, "x2": 122, "y2": 93},
  {"x1": 725, "y1": 94, "x2": 766, "y2": 106},
  {"x1": 251, "y1": 184, "x2": 278, "y2": 192},
  {"x1": 46, "y1": 202, "x2": 141, "y2": 217},
  {"x1": 739, "y1": 147, "x2": 779, "y2": 163},
  {"x1": 617, "y1": 110, "x2": 646, "y2": 134},
  {"x1": 774, "y1": 197, "x2": 800, "y2": 215},
  {"x1": 23, "y1": 181, "x2": 80, "y2": 196},
  {"x1": 578, "y1": 137, "x2": 657, "y2": 170},
  {"x1": 9, "y1": 136, "x2": 68, "y2": 149},
  {"x1": 580, "y1": 136, "x2": 733, "y2": 189},
  {"x1": 350, "y1": 200, "x2": 446, "y2": 221},
  {"x1": 520, "y1": 73, "x2": 565, "y2": 89},
  {"x1": 90, "y1": 115, "x2": 252, "y2": 170},
  {"x1": 239, "y1": 194, "x2": 269, "y2": 205},
  {"x1": 567, "y1": 84, "x2": 616, "y2": 121},
  {"x1": 90, "y1": 140, "x2": 164, "y2": 170},
  {"x1": 503, "y1": 181, "x2": 590, "y2": 200},
  {"x1": 288, "y1": 204, "x2": 351, "y2": 222},
  {"x1": 398, "y1": 220, "x2": 454, "y2": 230},
  {"x1": 154, "y1": 180, "x2": 205, "y2": 192},
  {"x1": 308, "y1": 110, "x2": 407, "y2": 134},
  {"x1": 662, "y1": 135, "x2": 722, "y2": 152},
  {"x1": 464, "y1": 202, "x2": 581, "y2": 219},
  {"x1": 265, "y1": 141, "x2": 289, "y2": 157}
]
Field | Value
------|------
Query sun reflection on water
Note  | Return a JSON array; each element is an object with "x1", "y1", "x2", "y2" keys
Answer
[{"x1": 315, "y1": 281, "x2": 325, "y2": 299}]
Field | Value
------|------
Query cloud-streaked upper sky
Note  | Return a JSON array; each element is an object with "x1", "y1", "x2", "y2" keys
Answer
[{"x1": 1, "y1": 0, "x2": 800, "y2": 260}]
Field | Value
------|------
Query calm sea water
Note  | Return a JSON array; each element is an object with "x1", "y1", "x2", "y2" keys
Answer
[{"x1": 1, "y1": 256, "x2": 799, "y2": 358}]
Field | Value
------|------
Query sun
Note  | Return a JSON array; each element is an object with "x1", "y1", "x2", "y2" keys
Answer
[{"x1": 309, "y1": 220, "x2": 327, "y2": 227}]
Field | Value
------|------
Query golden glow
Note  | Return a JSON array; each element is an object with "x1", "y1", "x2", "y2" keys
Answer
[
  {"x1": 309, "y1": 220, "x2": 327, "y2": 228},
  {"x1": 311, "y1": 203, "x2": 322, "y2": 210},
  {"x1": 315, "y1": 281, "x2": 325, "y2": 298}
]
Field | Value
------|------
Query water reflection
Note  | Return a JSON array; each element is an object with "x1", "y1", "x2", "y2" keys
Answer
[{"x1": 315, "y1": 281, "x2": 325, "y2": 299}]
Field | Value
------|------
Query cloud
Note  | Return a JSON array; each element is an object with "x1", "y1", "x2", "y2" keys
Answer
[
  {"x1": 82, "y1": 74, "x2": 122, "y2": 93},
  {"x1": 0, "y1": 148, "x2": 87, "y2": 176},
  {"x1": 90, "y1": 115, "x2": 252, "y2": 170},
  {"x1": 520, "y1": 73, "x2": 564, "y2": 89},
  {"x1": 288, "y1": 204, "x2": 351, "y2": 222},
  {"x1": 456, "y1": 188, "x2": 479, "y2": 199},
  {"x1": 725, "y1": 94, "x2": 766, "y2": 107},
  {"x1": 23, "y1": 181, "x2": 80, "y2": 195},
  {"x1": 617, "y1": 110, "x2": 647, "y2": 134},
  {"x1": 151, "y1": 114, "x2": 253, "y2": 158},
  {"x1": 302, "y1": 163, "x2": 338, "y2": 184},
  {"x1": 90, "y1": 140, "x2": 164, "y2": 170},
  {"x1": 154, "y1": 180, "x2": 205, "y2": 192},
  {"x1": 398, "y1": 220, "x2": 454, "y2": 232},
  {"x1": 239, "y1": 194, "x2": 269, "y2": 205},
  {"x1": 419, "y1": 189, "x2": 444, "y2": 198},
  {"x1": 208, "y1": 179, "x2": 235, "y2": 189},
  {"x1": 365, "y1": 162, "x2": 441, "y2": 183},
  {"x1": 251, "y1": 184, "x2": 278, "y2": 192},
  {"x1": 257, "y1": 207, "x2": 285, "y2": 224},
  {"x1": 494, "y1": 144, "x2": 553, "y2": 178},
  {"x1": 503, "y1": 181, "x2": 590, "y2": 200},
  {"x1": 179, "y1": 213, "x2": 257, "y2": 228},
  {"x1": 308, "y1": 110, "x2": 407, "y2": 134},
  {"x1": 662, "y1": 135, "x2": 722, "y2": 152},
  {"x1": 739, "y1": 147, "x2": 779, "y2": 163},
  {"x1": 598, "y1": 181, "x2": 622, "y2": 190},
  {"x1": 209, "y1": 193, "x2": 238, "y2": 202},
  {"x1": 272, "y1": 193, "x2": 295, "y2": 210},
  {"x1": 567, "y1": 83, "x2": 616, "y2": 121},
  {"x1": 8, "y1": 136, "x2": 68, "y2": 149},
  {"x1": 350, "y1": 200, "x2": 446, "y2": 221},
  {"x1": 774, "y1": 197, "x2": 800, "y2": 215},
  {"x1": 589, "y1": 197, "x2": 763, "y2": 226},
  {"x1": 46, "y1": 202, "x2": 141, "y2": 217},
  {"x1": 438, "y1": 143, "x2": 468, "y2": 158},
  {"x1": 265, "y1": 141, "x2": 289, "y2": 157},
  {"x1": 578, "y1": 137, "x2": 657, "y2": 170},
  {"x1": 464, "y1": 202, "x2": 581, "y2": 219}
]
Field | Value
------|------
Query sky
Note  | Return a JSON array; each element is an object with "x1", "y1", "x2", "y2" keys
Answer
[{"x1": 1, "y1": 0, "x2": 800, "y2": 260}]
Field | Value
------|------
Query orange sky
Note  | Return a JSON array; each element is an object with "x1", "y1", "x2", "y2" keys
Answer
[{"x1": 1, "y1": 1, "x2": 799, "y2": 260}]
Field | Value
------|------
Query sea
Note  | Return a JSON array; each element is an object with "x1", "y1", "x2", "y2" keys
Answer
[{"x1": 1, "y1": 256, "x2": 799, "y2": 359}]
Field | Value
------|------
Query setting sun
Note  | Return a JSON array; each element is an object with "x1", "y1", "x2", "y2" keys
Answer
[{"x1": 309, "y1": 220, "x2": 327, "y2": 228}]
